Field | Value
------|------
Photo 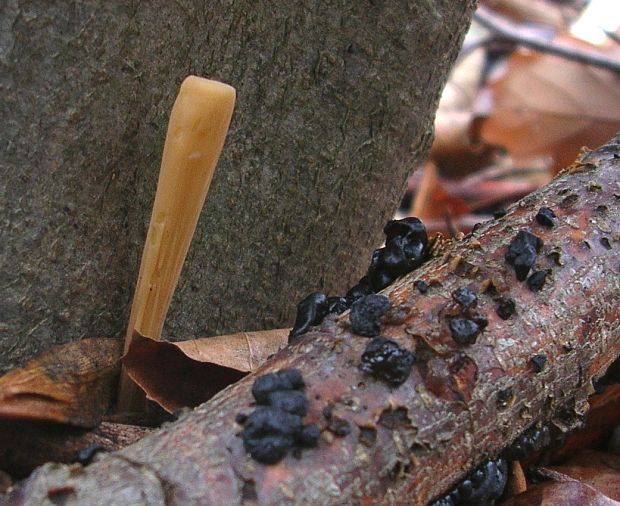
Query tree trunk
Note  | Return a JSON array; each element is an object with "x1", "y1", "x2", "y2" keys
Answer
[
  {"x1": 5, "y1": 137, "x2": 619, "y2": 505},
  {"x1": 0, "y1": 0, "x2": 476, "y2": 372}
]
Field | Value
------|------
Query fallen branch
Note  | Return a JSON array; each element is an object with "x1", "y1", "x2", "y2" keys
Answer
[{"x1": 4, "y1": 136, "x2": 620, "y2": 504}]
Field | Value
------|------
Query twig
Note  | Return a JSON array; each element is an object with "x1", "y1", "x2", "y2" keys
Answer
[{"x1": 474, "y1": 5, "x2": 620, "y2": 73}]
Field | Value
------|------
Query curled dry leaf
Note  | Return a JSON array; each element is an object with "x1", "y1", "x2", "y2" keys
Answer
[
  {"x1": 476, "y1": 41, "x2": 620, "y2": 173},
  {"x1": 0, "y1": 338, "x2": 122, "y2": 428},
  {"x1": 122, "y1": 329, "x2": 289, "y2": 413},
  {"x1": 539, "y1": 449, "x2": 620, "y2": 501}
]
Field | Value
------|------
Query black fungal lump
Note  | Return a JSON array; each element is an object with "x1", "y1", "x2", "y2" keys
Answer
[
  {"x1": 414, "y1": 280, "x2": 429, "y2": 294},
  {"x1": 251, "y1": 369, "x2": 304, "y2": 404},
  {"x1": 535, "y1": 206, "x2": 556, "y2": 227},
  {"x1": 289, "y1": 292, "x2": 329, "y2": 342},
  {"x1": 530, "y1": 354, "x2": 547, "y2": 373},
  {"x1": 432, "y1": 458, "x2": 508, "y2": 506},
  {"x1": 359, "y1": 337, "x2": 415, "y2": 386},
  {"x1": 383, "y1": 216, "x2": 428, "y2": 245},
  {"x1": 350, "y1": 294, "x2": 391, "y2": 337},
  {"x1": 345, "y1": 276, "x2": 374, "y2": 305},
  {"x1": 266, "y1": 390, "x2": 308, "y2": 416},
  {"x1": 496, "y1": 297, "x2": 516, "y2": 320},
  {"x1": 451, "y1": 287, "x2": 477, "y2": 309},
  {"x1": 327, "y1": 296, "x2": 348, "y2": 315},
  {"x1": 241, "y1": 369, "x2": 319, "y2": 465},
  {"x1": 505, "y1": 230, "x2": 543, "y2": 281},
  {"x1": 449, "y1": 318, "x2": 482, "y2": 345},
  {"x1": 241, "y1": 407, "x2": 303, "y2": 464},
  {"x1": 527, "y1": 269, "x2": 550, "y2": 292},
  {"x1": 503, "y1": 425, "x2": 551, "y2": 461}
]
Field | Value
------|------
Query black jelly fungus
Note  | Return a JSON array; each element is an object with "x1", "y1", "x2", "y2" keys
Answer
[
  {"x1": 251, "y1": 369, "x2": 304, "y2": 404},
  {"x1": 345, "y1": 276, "x2": 374, "y2": 304},
  {"x1": 244, "y1": 433, "x2": 294, "y2": 464},
  {"x1": 242, "y1": 407, "x2": 303, "y2": 439},
  {"x1": 530, "y1": 354, "x2": 547, "y2": 372},
  {"x1": 493, "y1": 209, "x2": 507, "y2": 219},
  {"x1": 535, "y1": 207, "x2": 556, "y2": 227},
  {"x1": 458, "y1": 459, "x2": 508, "y2": 506},
  {"x1": 366, "y1": 217, "x2": 430, "y2": 290},
  {"x1": 503, "y1": 425, "x2": 551, "y2": 460},
  {"x1": 527, "y1": 270, "x2": 549, "y2": 292},
  {"x1": 432, "y1": 458, "x2": 508, "y2": 506},
  {"x1": 402, "y1": 239, "x2": 427, "y2": 268},
  {"x1": 328, "y1": 417, "x2": 351, "y2": 437},
  {"x1": 383, "y1": 216, "x2": 428, "y2": 246},
  {"x1": 451, "y1": 287, "x2": 477, "y2": 309},
  {"x1": 449, "y1": 318, "x2": 481, "y2": 345},
  {"x1": 415, "y1": 280, "x2": 429, "y2": 294},
  {"x1": 298, "y1": 425, "x2": 321, "y2": 447},
  {"x1": 505, "y1": 231, "x2": 543, "y2": 281},
  {"x1": 496, "y1": 297, "x2": 516, "y2": 320},
  {"x1": 289, "y1": 292, "x2": 329, "y2": 342},
  {"x1": 366, "y1": 250, "x2": 395, "y2": 291},
  {"x1": 359, "y1": 337, "x2": 415, "y2": 386},
  {"x1": 322, "y1": 405, "x2": 333, "y2": 420},
  {"x1": 266, "y1": 390, "x2": 309, "y2": 416},
  {"x1": 513, "y1": 247, "x2": 537, "y2": 281},
  {"x1": 472, "y1": 222, "x2": 483, "y2": 233},
  {"x1": 72, "y1": 444, "x2": 105, "y2": 465},
  {"x1": 327, "y1": 296, "x2": 349, "y2": 315},
  {"x1": 382, "y1": 237, "x2": 412, "y2": 277},
  {"x1": 235, "y1": 413, "x2": 248, "y2": 425},
  {"x1": 350, "y1": 294, "x2": 391, "y2": 337},
  {"x1": 244, "y1": 370, "x2": 319, "y2": 464}
]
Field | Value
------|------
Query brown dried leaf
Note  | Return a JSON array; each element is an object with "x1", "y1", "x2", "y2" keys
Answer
[
  {"x1": 0, "y1": 339, "x2": 122, "y2": 428},
  {"x1": 122, "y1": 330, "x2": 289, "y2": 413},
  {"x1": 540, "y1": 450, "x2": 620, "y2": 501},
  {"x1": 477, "y1": 42, "x2": 620, "y2": 172},
  {"x1": 501, "y1": 481, "x2": 620, "y2": 506}
]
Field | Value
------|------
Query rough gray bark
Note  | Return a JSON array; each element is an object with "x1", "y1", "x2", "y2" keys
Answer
[{"x1": 0, "y1": 0, "x2": 476, "y2": 372}]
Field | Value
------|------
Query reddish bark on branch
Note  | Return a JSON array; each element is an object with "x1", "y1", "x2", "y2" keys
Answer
[{"x1": 4, "y1": 137, "x2": 620, "y2": 505}]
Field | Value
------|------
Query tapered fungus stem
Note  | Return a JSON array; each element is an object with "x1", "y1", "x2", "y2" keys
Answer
[{"x1": 117, "y1": 76, "x2": 236, "y2": 412}]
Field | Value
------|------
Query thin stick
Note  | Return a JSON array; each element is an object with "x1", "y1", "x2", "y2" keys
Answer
[
  {"x1": 474, "y1": 5, "x2": 620, "y2": 74},
  {"x1": 117, "y1": 76, "x2": 236, "y2": 412}
]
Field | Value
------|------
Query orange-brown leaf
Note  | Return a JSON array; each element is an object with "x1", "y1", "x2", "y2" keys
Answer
[
  {"x1": 0, "y1": 339, "x2": 122, "y2": 428},
  {"x1": 540, "y1": 450, "x2": 620, "y2": 501},
  {"x1": 477, "y1": 42, "x2": 620, "y2": 172},
  {"x1": 122, "y1": 330, "x2": 288, "y2": 413}
]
